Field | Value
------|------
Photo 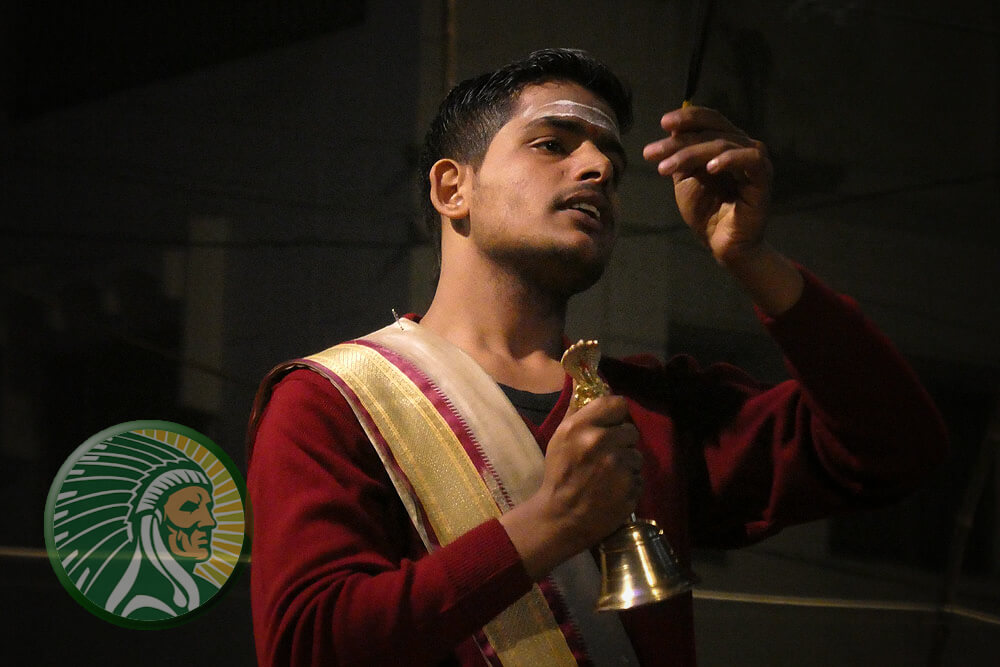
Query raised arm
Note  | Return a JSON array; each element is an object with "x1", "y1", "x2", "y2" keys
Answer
[{"x1": 673, "y1": 271, "x2": 949, "y2": 547}]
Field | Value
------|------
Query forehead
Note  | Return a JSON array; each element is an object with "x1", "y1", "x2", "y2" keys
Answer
[
  {"x1": 512, "y1": 80, "x2": 616, "y2": 120},
  {"x1": 169, "y1": 485, "x2": 210, "y2": 501},
  {"x1": 494, "y1": 80, "x2": 625, "y2": 168}
]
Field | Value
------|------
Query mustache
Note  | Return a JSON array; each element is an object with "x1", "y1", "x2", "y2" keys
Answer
[{"x1": 552, "y1": 185, "x2": 609, "y2": 207}]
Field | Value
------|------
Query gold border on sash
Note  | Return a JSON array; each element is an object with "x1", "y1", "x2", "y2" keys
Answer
[{"x1": 309, "y1": 343, "x2": 577, "y2": 667}]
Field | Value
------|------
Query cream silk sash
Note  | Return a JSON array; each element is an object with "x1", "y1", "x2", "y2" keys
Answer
[{"x1": 301, "y1": 319, "x2": 638, "y2": 667}]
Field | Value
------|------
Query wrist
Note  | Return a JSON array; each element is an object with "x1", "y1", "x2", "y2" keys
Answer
[
  {"x1": 715, "y1": 237, "x2": 769, "y2": 269},
  {"x1": 721, "y1": 242, "x2": 805, "y2": 317},
  {"x1": 499, "y1": 494, "x2": 578, "y2": 581}
]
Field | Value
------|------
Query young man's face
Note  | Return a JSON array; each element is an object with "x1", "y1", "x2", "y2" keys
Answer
[{"x1": 463, "y1": 80, "x2": 626, "y2": 296}]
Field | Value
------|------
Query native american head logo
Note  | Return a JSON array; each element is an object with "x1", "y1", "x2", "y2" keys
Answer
[{"x1": 45, "y1": 421, "x2": 248, "y2": 628}]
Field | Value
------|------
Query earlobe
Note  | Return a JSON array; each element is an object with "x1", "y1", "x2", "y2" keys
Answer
[{"x1": 429, "y1": 158, "x2": 470, "y2": 221}]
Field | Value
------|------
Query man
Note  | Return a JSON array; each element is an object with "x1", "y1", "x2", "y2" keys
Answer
[
  {"x1": 104, "y1": 465, "x2": 219, "y2": 619},
  {"x1": 247, "y1": 49, "x2": 947, "y2": 665}
]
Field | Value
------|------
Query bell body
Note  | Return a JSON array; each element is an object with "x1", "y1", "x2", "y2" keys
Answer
[{"x1": 595, "y1": 519, "x2": 699, "y2": 612}]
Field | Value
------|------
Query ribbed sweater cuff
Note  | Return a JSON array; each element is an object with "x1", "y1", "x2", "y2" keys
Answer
[{"x1": 437, "y1": 518, "x2": 533, "y2": 612}]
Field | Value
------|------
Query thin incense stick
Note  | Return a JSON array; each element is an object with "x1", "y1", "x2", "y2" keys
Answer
[{"x1": 683, "y1": 0, "x2": 714, "y2": 107}]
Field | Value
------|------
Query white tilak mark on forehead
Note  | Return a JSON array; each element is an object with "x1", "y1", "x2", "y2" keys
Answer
[{"x1": 520, "y1": 100, "x2": 621, "y2": 141}]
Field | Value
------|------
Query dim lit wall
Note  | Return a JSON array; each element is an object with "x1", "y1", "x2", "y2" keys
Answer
[
  {"x1": 2, "y1": 3, "x2": 420, "y2": 461},
  {"x1": 1, "y1": 2, "x2": 418, "y2": 664}
]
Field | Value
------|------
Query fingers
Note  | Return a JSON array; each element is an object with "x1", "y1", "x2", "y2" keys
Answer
[
  {"x1": 617, "y1": 446, "x2": 644, "y2": 474},
  {"x1": 706, "y1": 143, "x2": 772, "y2": 182},
  {"x1": 643, "y1": 132, "x2": 765, "y2": 174},
  {"x1": 613, "y1": 448, "x2": 644, "y2": 503},
  {"x1": 575, "y1": 400, "x2": 641, "y2": 463},
  {"x1": 660, "y1": 105, "x2": 742, "y2": 134},
  {"x1": 573, "y1": 394, "x2": 630, "y2": 425},
  {"x1": 559, "y1": 396, "x2": 640, "y2": 462},
  {"x1": 642, "y1": 105, "x2": 769, "y2": 182},
  {"x1": 647, "y1": 138, "x2": 765, "y2": 179},
  {"x1": 594, "y1": 440, "x2": 643, "y2": 511},
  {"x1": 627, "y1": 469, "x2": 645, "y2": 501},
  {"x1": 647, "y1": 137, "x2": 771, "y2": 200},
  {"x1": 642, "y1": 128, "x2": 754, "y2": 165},
  {"x1": 540, "y1": 394, "x2": 644, "y2": 546}
]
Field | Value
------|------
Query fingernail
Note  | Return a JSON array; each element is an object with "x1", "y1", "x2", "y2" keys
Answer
[
  {"x1": 706, "y1": 158, "x2": 719, "y2": 172},
  {"x1": 659, "y1": 158, "x2": 676, "y2": 174}
]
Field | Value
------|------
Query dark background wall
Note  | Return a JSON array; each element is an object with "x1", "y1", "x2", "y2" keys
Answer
[
  {"x1": 2, "y1": 1, "x2": 417, "y2": 663},
  {"x1": 1, "y1": 1, "x2": 997, "y2": 664}
]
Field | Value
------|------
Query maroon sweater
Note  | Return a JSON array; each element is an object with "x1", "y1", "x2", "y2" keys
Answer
[{"x1": 247, "y1": 270, "x2": 947, "y2": 666}]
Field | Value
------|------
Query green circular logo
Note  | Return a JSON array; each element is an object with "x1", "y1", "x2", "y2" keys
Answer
[{"x1": 44, "y1": 421, "x2": 249, "y2": 629}]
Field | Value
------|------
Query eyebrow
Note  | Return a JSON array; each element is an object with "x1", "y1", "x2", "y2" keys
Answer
[{"x1": 525, "y1": 115, "x2": 628, "y2": 172}]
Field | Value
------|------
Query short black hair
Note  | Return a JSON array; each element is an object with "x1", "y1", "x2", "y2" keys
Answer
[{"x1": 418, "y1": 48, "x2": 632, "y2": 275}]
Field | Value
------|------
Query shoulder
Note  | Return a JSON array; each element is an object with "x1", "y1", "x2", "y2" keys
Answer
[
  {"x1": 267, "y1": 367, "x2": 353, "y2": 415},
  {"x1": 252, "y1": 364, "x2": 355, "y2": 431},
  {"x1": 247, "y1": 365, "x2": 370, "y2": 473}
]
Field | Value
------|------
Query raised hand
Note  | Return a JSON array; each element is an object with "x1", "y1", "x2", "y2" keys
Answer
[{"x1": 642, "y1": 105, "x2": 773, "y2": 266}]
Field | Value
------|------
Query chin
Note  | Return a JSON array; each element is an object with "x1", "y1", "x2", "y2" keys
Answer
[
  {"x1": 486, "y1": 238, "x2": 610, "y2": 296},
  {"x1": 535, "y1": 248, "x2": 608, "y2": 297}
]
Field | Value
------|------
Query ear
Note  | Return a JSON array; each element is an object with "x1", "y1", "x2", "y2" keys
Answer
[{"x1": 428, "y1": 158, "x2": 471, "y2": 222}]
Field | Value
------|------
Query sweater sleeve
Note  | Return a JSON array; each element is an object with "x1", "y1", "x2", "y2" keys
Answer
[
  {"x1": 248, "y1": 369, "x2": 533, "y2": 667},
  {"x1": 685, "y1": 269, "x2": 948, "y2": 547}
]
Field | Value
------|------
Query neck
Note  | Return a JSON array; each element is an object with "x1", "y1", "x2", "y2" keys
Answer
[{"x1": 420, "y1": 256, "x2": 569, "y2": 393}]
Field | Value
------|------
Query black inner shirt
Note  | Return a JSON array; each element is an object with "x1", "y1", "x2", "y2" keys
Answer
[{"x1": 498, "y1": 383, "x2": 561, "y2": 425}]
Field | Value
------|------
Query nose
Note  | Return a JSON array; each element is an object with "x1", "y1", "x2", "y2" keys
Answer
[
  {"x1": 574, "y1": 141, "x2": 614, "y2": 185},
  {"x1": 196, "y1": 505, "x2": 217, "y2": 528}
]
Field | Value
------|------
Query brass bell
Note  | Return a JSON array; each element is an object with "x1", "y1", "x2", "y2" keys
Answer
[
  {"x1": 595, "y1": 517, "x2": 698, "y2": 612},
  {"x1": 561, "y1": 340, "x2": 699, "y2": 612}
]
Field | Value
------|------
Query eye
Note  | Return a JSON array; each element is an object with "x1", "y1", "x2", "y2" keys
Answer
[{"x1": 533, "y1": 139, "x2": 564, "y2": 154}]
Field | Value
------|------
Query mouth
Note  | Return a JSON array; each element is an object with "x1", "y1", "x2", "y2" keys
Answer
[
  {"x1": 559, "y1": 192, "x2": 611, "y2": 230},
  {"x1": 566, "y1": 202, "x2": 601, "y2": 221}
]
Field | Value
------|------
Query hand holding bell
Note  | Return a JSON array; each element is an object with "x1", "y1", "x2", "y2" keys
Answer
[{"x1": 561, "y1": 339, "x2": 698, "y2": 612}]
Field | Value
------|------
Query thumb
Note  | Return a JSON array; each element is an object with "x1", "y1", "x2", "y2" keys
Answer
[{"x1": 560, "y1": 394, "x2": 580, "y2": 424}]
